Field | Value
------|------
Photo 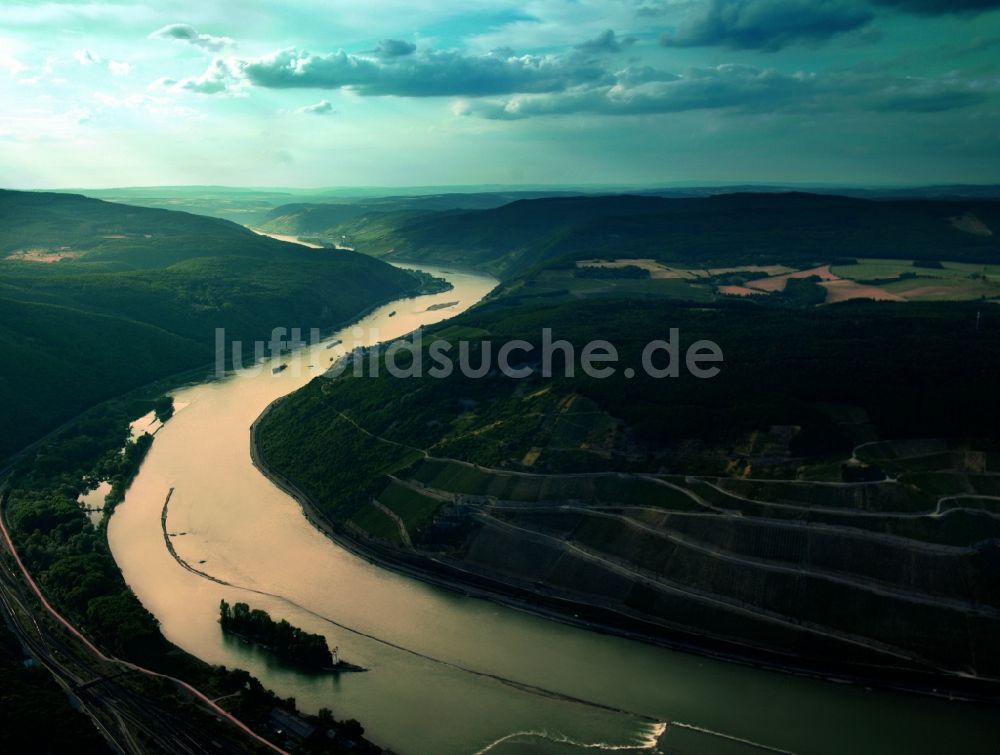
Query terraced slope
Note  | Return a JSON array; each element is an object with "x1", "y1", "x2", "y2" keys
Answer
[{"x1": 340, "y1": 447, "x2": 1000, "y2": 680}]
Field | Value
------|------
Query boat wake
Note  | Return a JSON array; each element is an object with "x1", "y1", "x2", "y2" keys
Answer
[
  {"x1": 472, "y1": 722, "x2": 668, "y2": 755},
  {"x1": 667, "y1": 722, "x2": 795, "y2": 753},
  {"x1": 471, "y1": 719, "x2": 795, "y2": 755}
]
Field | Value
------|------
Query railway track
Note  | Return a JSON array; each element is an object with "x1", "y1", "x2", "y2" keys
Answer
[{"x1": 0, "y1": 491, "x2": 286, "y2": 755}]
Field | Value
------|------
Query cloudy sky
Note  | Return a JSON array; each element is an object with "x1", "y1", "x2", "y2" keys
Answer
[{"x1": 2, "y1": 0, "x2": 999, "y2": 188}]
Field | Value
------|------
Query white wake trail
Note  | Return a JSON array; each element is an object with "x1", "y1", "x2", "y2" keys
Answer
[{"x1": 473, "y1": 721, "x2": 668, "y2": 755}]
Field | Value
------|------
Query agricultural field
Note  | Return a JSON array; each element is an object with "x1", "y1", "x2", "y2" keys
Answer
[
  {"x1": 554, "y1": 256, "x2": 1000, "y2": 305},
  {"x1": 737, "y1": 258, "x2": 1000, "y2": 303},
  {"x1": 830, "y1": 259, "x2": 1000, "y2": 302},
  {"x1": 574, "y1": 259, "x2": 795, "y2": 280},
  {"x1": 553, "y1": 256, "x2": 1000, "y2": 305},
  {"x1": 349, "y1": 500, "x2": 404, "y2": 545},
  {"x1": 376, "y1": 478, "x2": 447, "y2": 534},
  {"x1": 517, "y1": 266, "x2": 716, "y2": 302}
]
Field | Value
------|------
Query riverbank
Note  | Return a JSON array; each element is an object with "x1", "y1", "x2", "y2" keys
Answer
[
  {"x1": 0, "y1": 264, "x2": 445, "y2": 480},
  {"x1": 249, "y1": 399, "x2": 1000, "y2": 705},
  {"x1": 250, "y1": 227, "x2": 325, "y2": 249}
]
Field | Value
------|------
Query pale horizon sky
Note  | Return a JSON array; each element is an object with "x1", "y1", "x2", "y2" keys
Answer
[{"x1": 2, "y1": 1, "x2": 1000, "y2": 189}]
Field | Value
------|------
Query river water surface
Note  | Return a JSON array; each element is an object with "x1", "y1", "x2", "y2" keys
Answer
[{"x1": 109, "y1": 266, "x2": 998, "y2": 755}]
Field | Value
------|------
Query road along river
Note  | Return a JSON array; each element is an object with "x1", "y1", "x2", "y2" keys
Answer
[{"x1": 109, "y1": 266, "x2": 999, "y2": 755}]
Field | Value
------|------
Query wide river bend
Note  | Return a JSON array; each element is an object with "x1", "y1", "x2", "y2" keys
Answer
[{"x1": 109, "y1": 266, "x2": 998, "y2": 755}]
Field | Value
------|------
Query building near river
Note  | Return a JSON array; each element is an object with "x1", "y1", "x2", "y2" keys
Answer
[{"x1": 267, "y1": 707, "x2": 320, "y2": 745}]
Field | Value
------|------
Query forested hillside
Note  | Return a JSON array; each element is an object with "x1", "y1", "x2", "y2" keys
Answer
[{"x1": 0, "y1": 190, "x2": 430, "y2": 460}]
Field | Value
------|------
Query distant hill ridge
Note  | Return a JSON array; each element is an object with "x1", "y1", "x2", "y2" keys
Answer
[
  {"x1": 260, "y1": 191, "x2": 1000, "y2": 277},
  {"x1": 0, "y1": 189, "x2": 316, "y2": 269}
]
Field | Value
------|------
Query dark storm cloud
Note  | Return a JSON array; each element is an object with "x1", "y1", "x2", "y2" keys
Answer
[
  {"x1": 660, "y1": 0, "x2": 875, "y2": 51},
  {"x1": 460, "y1": 65, "x2": 820, "y2": 118},
  {"x1": 873, "y1": 89, "x2": 988, "y2": 111},
  {"x1": 634, "y1": 1, "x2": 672, "y2": 17},
  {"x1": 456, "y1": 65, "x2": 993, "y2": 119},
  {"x1": 149, "y1": 23, "x2": 233, "y2": 51},
  {"x1": 161, "y1": 6, "x2": 997, "y2": 123},
  {"x1": 614, "y1": 65, "x2": 682, "y2": 86},
  {"x1": 872, "y1": 0, "x2": 1000, "y2": 14},
  {"x1": 374, "y1": 39, "x2": 417, "y2": 58},
  {"x1": 575, "y1": 29, "x2": 637, "y2": 54},
  {"x1": 238, "y1": 47, "x2": 610, "y2": 96}
]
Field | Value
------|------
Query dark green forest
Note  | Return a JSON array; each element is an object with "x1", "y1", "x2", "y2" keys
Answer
[
  {"x1": 0, "y1": 189, "x2": 431, "y2": 460},
  {"x1": 0, "y1": 621, "x2": 110, "y2": 753}
]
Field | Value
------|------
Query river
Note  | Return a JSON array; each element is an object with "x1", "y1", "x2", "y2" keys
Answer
[
  {"x1": 108, "y1": 266, "x2": 998, "y2": 755},
  {"x1": 251, "y1": 228, "x2": 325, "y2": 248}
]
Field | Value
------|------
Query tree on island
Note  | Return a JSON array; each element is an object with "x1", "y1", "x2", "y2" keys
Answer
[{"x1": 220, "y1": 600, "x2": 333, "y2": 668}]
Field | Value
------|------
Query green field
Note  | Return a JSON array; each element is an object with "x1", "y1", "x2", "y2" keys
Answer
[
  {"x1": 831, "y1": 259, "x2": 987, "y2": 280},
  {"x1": 376, "y1": 479, "x2": 446, "y2": 534},
  {"x1": 349, "y1": 501, "x2": 404, "y2": 545},
  {"x1": 881, "y1": 276, "x2": 1000, "y2": 300},
  {"x1": 830, "y1": 258, "x2": 1000, "y2": 301},
  {"x1": 515, "y1": 268, "x2": 716, "y2": 302}
]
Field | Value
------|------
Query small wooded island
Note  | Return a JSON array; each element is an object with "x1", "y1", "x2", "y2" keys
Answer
[{"x1": 219, "y1": 600, "x2": 365, "y2": 673}]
